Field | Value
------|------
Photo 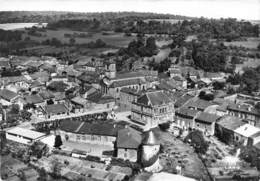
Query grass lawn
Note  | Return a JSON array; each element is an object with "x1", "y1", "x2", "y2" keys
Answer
[{"x1": 23, "y1": 29, "x2": 135, "y2": 47}]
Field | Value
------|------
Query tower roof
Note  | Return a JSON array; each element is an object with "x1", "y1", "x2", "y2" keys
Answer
[{"x1": 142, "y1": 130, "x2": 160, "y2": 145}]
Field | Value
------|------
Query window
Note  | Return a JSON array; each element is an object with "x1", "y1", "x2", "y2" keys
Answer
[
  {"x1": 76, "y1": 135, "x2": 80, "y2": 140},
  {"x1": 82, "y1": 135, "x2": 86, "y2": 141}
]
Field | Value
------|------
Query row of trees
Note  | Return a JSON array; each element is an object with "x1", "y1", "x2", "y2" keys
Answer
[{"x1": 118, "y1": 36, "x2": 157, "y2": 57}]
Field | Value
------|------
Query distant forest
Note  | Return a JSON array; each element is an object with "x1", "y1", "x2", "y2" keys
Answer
[{"x1": 0, "y1": 11, "x2": 190, "y2": 23}]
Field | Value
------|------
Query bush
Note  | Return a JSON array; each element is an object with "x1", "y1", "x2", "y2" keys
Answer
[{"x1": 184, "y1": 130, "x2": 209, "y2": 155}]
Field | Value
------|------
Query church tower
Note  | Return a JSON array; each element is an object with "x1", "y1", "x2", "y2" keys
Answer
[{"x1": 141, "y1": 130, "x2": 162, "y2": 172}]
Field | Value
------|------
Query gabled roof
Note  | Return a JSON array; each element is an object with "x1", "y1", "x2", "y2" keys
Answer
[
  {"x1": 195, "y1": 112, "x2": 221, "y2": 124},
  {"x1": 117, "y1": 127, "x2": 142, "y2": 149},
  {"x1": 217, "y1": 116, "x2": 245, "y2": 131},
  {"x1": 45, "y1": 104, "x2": 68, "y2": 115},
  {"x1": 120, "y1": 87, "x2": 142, "y2": 96},
  {"x1": 39, "y1": 90, "x2": 55, "y2": 100},
  {"x1": 188, "y1": 99, "x2": 215, "y2": 110},
  {"x1": 0, "y1": 89, "x2": 18, "y2": 101},
  {"x1": 227, "y1": 103, "x2": 260, "y2": 116},
  {"x1": 137, "y1": 91, "x2": 172, "y2": 107},
  {"x1": 24, "y1": 94, "x2": 44, "y2": 104},
  {"x1": 110, "y1": 78, "x2": 144, "y2": 88},
  {"x1": 71, "y1": 96, "x2": 88, "y2": 106},
  {"x1": 174, "y1": 94, "x2": 194, "y2": 108},
  {"x1": 112, "y1": 71, "x2": 144, "y2": 80},
  {"x1": 175, "y1": 107, "x2": 200, "y2": 118}
]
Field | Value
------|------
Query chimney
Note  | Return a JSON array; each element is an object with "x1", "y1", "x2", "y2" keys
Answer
[
  {"x1": 127, "y1": 132, "x2": 130, "y2": 136},
  {"x1": 125, "y1": 125, "x2": 128, "y2": 129}
]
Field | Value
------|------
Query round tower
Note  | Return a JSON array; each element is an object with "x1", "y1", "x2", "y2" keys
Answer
[{"x1": 141, "y1": 130, "x2": 162, "y2": 172}]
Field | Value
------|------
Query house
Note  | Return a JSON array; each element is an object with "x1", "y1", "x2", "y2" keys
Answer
[
  {"x1": 70, "y1": 96, "x2": 90, "y2": 113},
  {"x1": 39, "y1": 90, "x2": 55, "y2": 104},
  {"x1": 168, "y1": 65, "x2": 182, "y2": 78},
  {"x1": 29, "y1": 80, "x2": 45, "y2": 92},
  {"x1": 234, "y1": 124, "x2": 260, "y2": 146},
  {"x1": 44, "y1": 103, "x2": 69, "y2": 119},
  {"x1": 131, "y1": 90, "x2": 174, "y2": 130},
  {"x1": 29, "y1": 71, "x2": 50, "y2": 83},
  {"x1": 87, "y1": 91, "x2": 115, "y2": 110},
  {"x1": 24, "y1": 94, "x2": 45, "y2": 107},
  {"x1": 194, "y1": 112, "x2": 221, "y2": 136},
  {"x1": 1, "y1": 76, "x2": 30, "y2": 92},
  {"x1": 59, "y1": 119, "x2": 124, "y2": 146},
  {"x1": 117, "y1": 127, "x2": 142, "y2": 162},
  {"x1": 175, "y1": 107, "x2": 200, "y2": 130},
  {"x1": 215, "y1": 116, "x2": 245, "y2": 145},
  {"x1": 6, "y1": 127, "x2": 46, "y2": 145},
  {"x1": 188, "y1": 99, "x2": 215, "y2": 112},
  {"x1": 169, "y1": 76, "x2": 187, "y2": 89},
  {"x1": 0, "y1": 89, "x2": 19, "y2": 106},
  {"x1": 156, "y1": 80, "x2": 178, "y2": 93},
  {"x1": 227, "y1": 103, "x2": 260, "y2": 125},
  {"x1": 118, "y1": 87, "x2": 142, "y2": 111}
]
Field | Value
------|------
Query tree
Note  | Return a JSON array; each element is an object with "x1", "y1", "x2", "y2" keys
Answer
[
  {"x1": 54, "y1": 135, "x2": 62, "y2": 149},
  {"x1": 20, "y1": 110, "x2": 32, "y2": 121},
  {"x1": 159, "y1": 122, "x2": 170, "y2": 131},
  {"x1": 51, "y1": 158, "x2": 61, "y2": 179},
  {"x1": 38, "y1": 168, "x2": 47, "y2": 181},
  {"x1": 239, "y1": 146, "x2": 260, "y2": 170},
  {"x1": 212, "y1": 81, "x2": 225, "y2": 90},
  {"x1": 69, "y1": 37, "x2": 76, "y2": 45},
  {"x1": 184, "y1": 130, "x2": 209, "y2": 154}
]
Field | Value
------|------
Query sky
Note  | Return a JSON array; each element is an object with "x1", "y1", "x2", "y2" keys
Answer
[{"x1": 0, "y1": 0, "x2": 259, "y2": 20}]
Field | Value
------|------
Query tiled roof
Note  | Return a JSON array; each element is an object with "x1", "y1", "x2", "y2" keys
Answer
[
  {"x1": 0, "y1": 89, "x2": 18, "y2": 101},
  {"x1": 174, "y1": 94, "x2": 193, "y2": 108},
  {"x1": 45, "y1": 103, "x2": 67, "y2": 114},
  {"x1": 137, "y1": 91, "x2": 172, "y2": 106},
  {"x1": 217, "y1": 116, "x2": 245, "y2": 130},
  {"x1": 110, "y1": 78, "x2": 144, "y2": 88},
  {"x1": 24, "y1": 94, "x2": 44, "y2": 104},
  {"x1": 195, "y1": 112, "x2": 221, "y2": 124},
  {"x1": 78, "y1": 123, "x2": 123, "y2": 137},
  {"x1": 120, "y1": 87, "x2": 142, "y2": 96},
  {"x1": 188, "y1": 99, "x2": 215, "y2": 110},
  {"x1": 175, "y1": 107, "x2": 200, "y2": 118},
  {"x1": 112, "y1": 71, "x2": 144, "y2": 80},
  {"x1": 227, "y1": 103, "x2": 260, "y2": 116},
  {"x1": 117, "y1": 127, "x2": 142, "y2": 149},
  {"x1": 39, "y1": 90, "x2": 55, "y2": 100}
]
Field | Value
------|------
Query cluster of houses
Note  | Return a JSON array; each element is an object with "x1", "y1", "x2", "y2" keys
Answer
[{"x1": 1, "y1": 54, "x2": 260, "y2": 175}]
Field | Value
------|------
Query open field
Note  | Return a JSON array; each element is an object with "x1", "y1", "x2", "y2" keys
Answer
[
  {"x1": 0, "y1": 23, "x2": 47, "y2": 30},
  {"x1": 235, "y1": 57, "x2": 260, "y2": 74},
  {"x1": 23, "y1": 29, "x2": 136, "y2": 47},
  {"x1": 224, "y1": 37, "x2": 260, "y2": 49}
]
